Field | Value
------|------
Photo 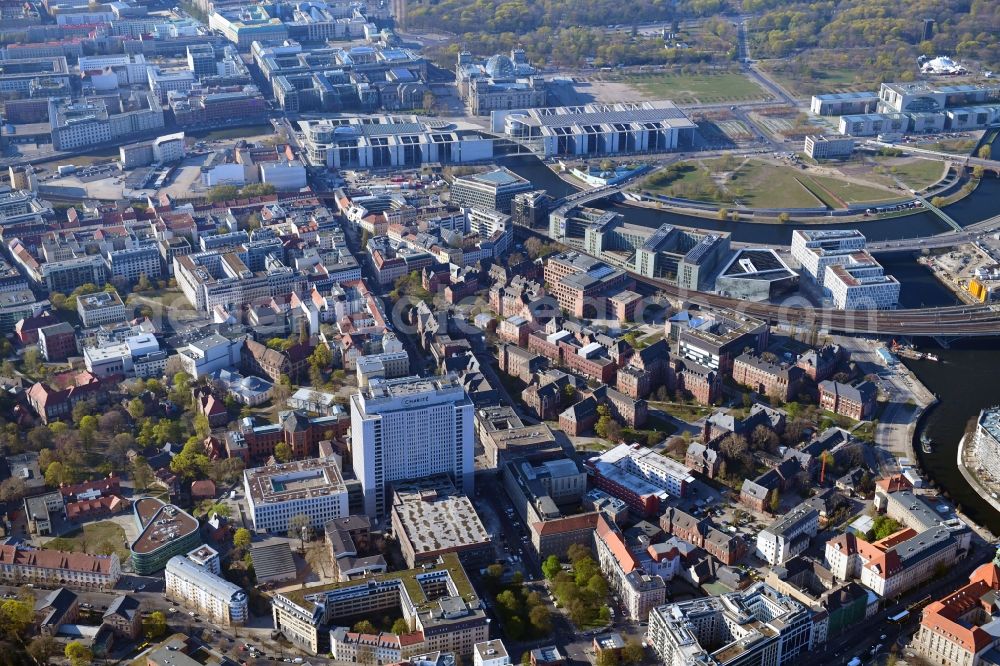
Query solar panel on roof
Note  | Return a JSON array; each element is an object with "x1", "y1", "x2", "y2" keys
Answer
[{"x1": 587, "y1": 265, "x2": 614, "y2": 280}]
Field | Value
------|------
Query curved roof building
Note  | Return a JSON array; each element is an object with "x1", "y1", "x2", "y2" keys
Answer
[{"x1": 129, "y1": 497, "x2": 201, "y2": 575}]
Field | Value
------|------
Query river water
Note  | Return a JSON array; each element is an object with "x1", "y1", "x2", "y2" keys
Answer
[{"x1": 501, "y1": 154, "x2": 1000, "y2": 533}]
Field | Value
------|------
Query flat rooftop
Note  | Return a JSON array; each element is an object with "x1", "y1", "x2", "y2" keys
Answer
[
  {"x1": 391, "y1": 477, "x2": 491, "y2": 557},
  {"x1": 77, "y1": 290, "x2": 124, "y2": 311},
  {"x1": 244, "y1": 458, "x2": 346, "y2": 505}
]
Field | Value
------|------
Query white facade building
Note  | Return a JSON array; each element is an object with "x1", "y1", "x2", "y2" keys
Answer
[
  {"x1": 756, "y1": 501, "x2": 820, "y2": 566},
  {"x1": 474, "y1": 640, "x2": 510, "y2": 666},
  {"x1": 165, "y1": 554, "x2": 248, "y2": 626},
  {"x1": 351, "y1": 375, "x2": 475, "y2": 517},
  {"x1": 244, "y1": 459, "x2": 349, "y2": 533},
  {"x1": 825, "y1": 255, "x2": 900, "y2": 310},
  {"x1": 77, "y1": 290, "x2": 126, "y2": 327}
]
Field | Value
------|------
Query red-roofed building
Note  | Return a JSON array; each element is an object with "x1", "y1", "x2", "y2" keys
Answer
[
  {"x1": 191, "y1": 479, "x2": 216, "y2": 502},
  {"x1": 593, "y1": 514, "x2": 665, "y2": 620},
  {"x1": 61, "y1": 476, "x2": 121, "y2": 501},
  {"x1": 66, "y1": 495, "x2": 128, "y2": 522},
  {"x1": 913, "y1": 561, "x2": 1000, "y2": 666},
  {"x1": 0, "y1": 544, "x2": 121, "y2": 590},
  {"x1": 26, "y1": 373, "x2": 116, "y2": 424}
]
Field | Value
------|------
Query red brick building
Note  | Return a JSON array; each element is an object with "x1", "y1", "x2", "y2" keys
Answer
[
  {"x1": 498, "y1": 343, "x2": 545, "y2": 383},
  {"x1": 225, "y1": 410, "x2": 349, "y2": 462},
  {"x1": 819, "y1": 380, "x2": 876, "y2": 420},
  {"x1": 676, "y1": 361, "x2": 720, "y2": 405},
  {"x1": 732, "y1": 353, "x2": 804, "y2": 403}
]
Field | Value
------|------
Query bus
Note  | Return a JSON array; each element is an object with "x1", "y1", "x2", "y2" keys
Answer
[{"x1": 889, "y1": 610, "x2": 910, "y2": 624}]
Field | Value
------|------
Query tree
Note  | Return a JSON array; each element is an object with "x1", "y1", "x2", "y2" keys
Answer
[
  {"x1": 208, "y1": 185, "x2": 240, "y2": 202},
  {"x1": 233, "y1": 527, "x2": 252, "y2": 552},
  {"x1": 979, "y1": 144, "x2": 992, "y2": 160},
  {"x1": 144, "y1": 611, "x2": 168, "y2": 640},
  {"x1": 21, "y1": 348, "x2": 41, "y2": 376},
  {"x1": 542, "y1": 554, "x2": 561, "y2": 579},
  {"x1": 353, "y1": 620, "x2": 377, "y2": 634},
  {"x1": 720, "y1": 433, "x2": 749, "y2": 465},
  {"x1": 716, "y1": 207, "x2": 729, "y2": 220},
  {"x1": 751, "y1": 424, "x2": 779, "y2": 453},
  {"x1": 43, "y1": 462, "x2": 66, "y2": 489},
  {"x1": 64, "y1": 642, "x2": 91, "y2": 666},
  {"x1": 769, "y1": 489, "x2": 780, "y2": 513},
  {"x1": 131, "y1": 456, "x2": 154, "y2": 492},
  {"x1": 272, "y1": 374, "x2": 293, "y2": 403},
  {"x1": 621, "y1": 640, "x2": 644, "y2": 665},
  {"x1": 274, "y1": 442, "x2": 293, "y2": 463},
  {"x1": 193, "y1": 413, "x2": 211, "y2": 440},
  {"x1": 0, "y1": 599, "x2": 33, "y2": 641},
  {"x1": 170, "y1": 438, "x2": 210, "y2": 480},
  {"x1": 99, "y1": 410, "x2": 127, "y2": 435},
  {"x1": 0, "y1": 477, "x2": 27, "y2": 503},
  {"x1": 127, "y1": 397, "x2": 146, "y2": 420},
  {"x1": 778, "y1": 212, "x2": 791, "y2": 223},
  {"x1": 528, "y1": 603, "x2": 552, "y2": 634},
  {"x1": 27, "y1": 636, "x2": 61, "y2": 664},
  {"x1": 288, "y1": 513, "x2": 311, "y2": 550},
  {"x1": 241, "y1": 183, "x2": 276, "y2": 198},
  {"x1": 422, "y1": 90, "x2": 436, "y2": 112},
  {"x1": 391, "y1": 618, "x2": 410, "y2": 635},
  {"x1": 596, "y1": 648, "x2": 619, "y2": 666}
]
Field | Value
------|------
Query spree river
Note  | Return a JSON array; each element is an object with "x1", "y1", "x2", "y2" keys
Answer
[
  {"x1": 502, "y1": 156, "x2": 1000, "y2": 243},
  {"x1": 501, "y1": 154, "x2": 1000, "y2": 533}
]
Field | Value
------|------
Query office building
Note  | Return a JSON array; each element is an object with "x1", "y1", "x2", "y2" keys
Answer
[
  {"x1": 165, "y1": 552, "x2": 248, "y2": 626},
  {"x1": 756, "y1": 500, "x2": 821, "y2": 566},
  {"x1": 501, "y1": 458, "x2": 598, "y2": 558},
  {"x1": 809, "y1": 92, "x2": 879, "y2": 116},
  {"x1": 790, "y1": 229, "x2": 867, "y2": 288},
  {"x1": 824, "y1": 254, "x2": 900, "y2": 310},
  {"x1": 913, "y1": 558, "x2": 1000, "y2": 666},
  {"x1": 824, "y1": 526, "x2": 960, "y2": 598},
  {"x1": 669, "y1": 308, "x2": 769, "y2": 374},
  {"x1": 494, "y1": 101, "x2": 696, "y2": 157},
  {"x1": 974, "y1": 408, "x2": 1000, "y2": 488},
  {"x1": 647, "y1": 583, "x2": 821, "y2": 666},
  {"x1": 474, "y1": 404, "x2": 560, "y2": 468},
  {"x1": 715, "y1": 248, "x2": 798, "y2": 302},
  {"x1": 187, "y1": 44, "x2": 216, "y2": 79},
  {"x1": 390, "y1": 476, "x2": 492, "y2": 568},
  {"x1": 804, "y1": 135, "x2": 855, "y2": 159},
  {"x1": 271, "y1": 553, "x2": 487, "y2": 655},
  {"x1": 585, "y1": 444, "x2": 694, "y2": 517},
  {"x1": 129, "y1": 498, "x2": 202, "y2": 575},
  {"x1": 38, "y1": 321, "x2": 77, "y2": 361},
  {"x1": 450, "y1": 168, "x2": 533, "y2": 214},
  {"x1": 299, "y1": 116, "x2": 494, "y2": 169},
  {"x1": 351, "y1": 375, "x2": 474, "y2": 517},
  {"x1": 244, "y1": 458, "x2": 349, "y2": 533},
  {"x1": 356, "y1": 350, "x2": 411, "y2": 388},
  {"x1": 77, "y1": 290, "x2": 127, "y2": 328},
  {"x1": 168, "y1": 85, "x2": 268, "y2": 127}
]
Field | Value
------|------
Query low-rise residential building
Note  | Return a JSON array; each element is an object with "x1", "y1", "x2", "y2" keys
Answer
[
  {"x1": 102, "y1": 594, "x2": 142, "y2": 640},
  {"x1": 660, "y1": 507, "x2": 747, "y2": 565},
  {"x1": 0, "y1": 544, "x2": 120, "y2": 589}
]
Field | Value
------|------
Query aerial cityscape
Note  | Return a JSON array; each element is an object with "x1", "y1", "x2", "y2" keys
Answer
[{"x1": 0, "y1": 0, "x2": 999, "y2": 665}]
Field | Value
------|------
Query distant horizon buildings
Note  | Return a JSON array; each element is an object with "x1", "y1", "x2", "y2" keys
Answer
[{"x1": 351, "y1": 375, "x2": 475, "y2": 517}]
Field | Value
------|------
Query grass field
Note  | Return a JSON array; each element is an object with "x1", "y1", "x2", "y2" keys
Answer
[
  {"x1": 726, "y1": 161, "x2": 823, "y2": 208},
  {"x1": 807, "y1": 175, "x2": 903, "y2": 205},
  {"x1": 887, "y1": 159, "x2": 947, "y2": 190},
  {"x1": 640, "y1": 158, "x2": 830, "y2": 208},
  {"x1": 621, "y1": 72, "x2": 770, "y2": 104},
  {"x1": 44, "y1": 521, "x2": 129, "y2": 563},
  {"x1": 759, "y1": 61, "x2": 882, "y2": 97}
]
